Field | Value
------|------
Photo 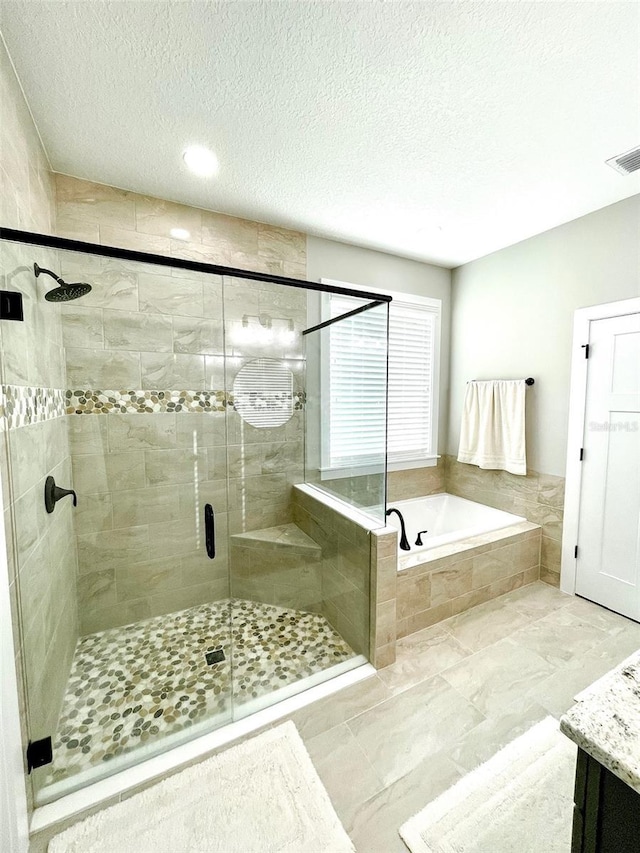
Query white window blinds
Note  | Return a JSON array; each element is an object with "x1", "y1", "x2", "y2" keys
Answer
[
  {"x1": 326, "y1": 295, "x2": 437, "y2": 472},
  {"x1": 387, "y1": 302, "x2": 435, "y2": 463},
  {"x1": 327, "y1": 297, "x2": 388, "y2": 470}
]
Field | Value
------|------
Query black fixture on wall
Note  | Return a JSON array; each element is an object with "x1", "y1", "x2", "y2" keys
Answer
[
  {"x1": 0, "y1": 289, "x2": 24, "y2": 321},
  {"x1": 386, "y1": 507, "x2": 411, "y2": 551},
  {"x1": 469, "y1": 377, "x2": 535, "y2": 386},
  {"x1": 204, "y1": 504, "x2": 216, "y2": 559},
  {"x1": 415, "y1": 530, "x2": 429, "y2": 547},
  {"x1": 44, "y1": 476, "x2": 77, "y2": 513},
  {"x1": 34, "y1": 262, "x2": 92, "y2": 302}
]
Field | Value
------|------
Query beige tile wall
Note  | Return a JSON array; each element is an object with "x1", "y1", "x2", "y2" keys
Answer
[
  {"x1": 229, "y1": 524, "x2": 323, "y2": 613},
  {"x1": 369, "y1": 527, "x2": 397, "y2": 668},
  {"x1": 388, "y1": 459, "x2": 445, "y2": 502},
  {"x1": 51, "y1": 176, "x2": 309, "y2": 633},
  {"x1": 319, "y1": 458, "x2": 446, "y2": 514},
  {"x1": 1, "y1": 38, "x2": 78, "y2": 810},
  {"x1": 0, "y1": 42, "x2": 55, "y2": 232},
  {"x1": 292, "y1": 487, "x2": 371, "y2": 657},
  {"x1": 395, "y1": 523, "x2": 541, "y2": 638},
  {"x1": 445, "y1": 455, "x2": 564, "y2": 586},
  {"x1": 55, "y1": 175, "x2": 306, "y2": 279}
]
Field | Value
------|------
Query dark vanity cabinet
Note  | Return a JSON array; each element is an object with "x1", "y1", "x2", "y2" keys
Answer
[{"x1": 571, "y1": 748, "x2": 640, "y2": 853}]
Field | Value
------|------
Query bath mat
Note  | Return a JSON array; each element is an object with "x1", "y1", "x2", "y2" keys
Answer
[
  {"x1": 399, "y1": 716, "x2": 575, "y2": 853},
  {"x1": 48, "y1": 721, "x2": 355, "y2": 853}
]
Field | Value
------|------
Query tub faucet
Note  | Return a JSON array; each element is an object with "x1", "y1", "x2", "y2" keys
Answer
[
  {"x1": 415, "y1": 530, "x2": 429, "y2": 547},
  {"x1": 386, "y1": 507, "x2": 411, "y2": 551}
]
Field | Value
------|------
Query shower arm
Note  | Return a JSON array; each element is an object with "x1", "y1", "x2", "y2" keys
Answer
[{"x1": 34, "y1": 264, "x2": 65, "y2": 285}]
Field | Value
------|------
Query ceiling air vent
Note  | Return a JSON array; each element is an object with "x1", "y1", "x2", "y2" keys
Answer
[{"x1": 605, "y1": 145, "x2": 640, "y2": 175}]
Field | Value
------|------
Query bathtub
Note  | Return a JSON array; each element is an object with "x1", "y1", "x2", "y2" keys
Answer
[
  {"x1": 387, "y1": 493, "x2": 540, "y2": 639},
  {"x1": 386, "y1": 493, "x2": 526, "y2": 559}
]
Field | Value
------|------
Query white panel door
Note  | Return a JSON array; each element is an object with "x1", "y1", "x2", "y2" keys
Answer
[{"x1": 575, "y1": 313, "x2": 640, "y2": 620}]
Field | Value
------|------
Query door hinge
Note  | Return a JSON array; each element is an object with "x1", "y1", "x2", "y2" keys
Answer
[
  {"x1": 581, "y1": 344, "x2": 590, "y2": 359},
  {"x1": 574, "y1": 545, "x2": 579, "y2": 559},
  {"x1": 27, "y1": 736, "x2": 53, "y2": 773},
  {"x1": 579, "y1": 448, "x2": 584, "y2": 461}
]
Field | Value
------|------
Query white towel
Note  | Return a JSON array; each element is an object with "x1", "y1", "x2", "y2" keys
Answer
[{"x1": 457, "y1": 379, "x2": 527, "y2": 475}]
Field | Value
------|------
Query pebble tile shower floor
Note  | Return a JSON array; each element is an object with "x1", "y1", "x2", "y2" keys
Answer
[{"x1": 46, "y1": 598, "x2": 355, "y2": 786}]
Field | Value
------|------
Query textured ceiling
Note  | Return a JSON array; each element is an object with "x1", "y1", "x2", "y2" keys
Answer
[{"x1": 1, "y1": 1, "x2": 639, "y2": 267}]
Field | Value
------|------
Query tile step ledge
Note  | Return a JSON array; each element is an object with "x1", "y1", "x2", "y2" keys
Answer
[{"x1": 230, "y1": 522, "x2": 322, "y2": 558}]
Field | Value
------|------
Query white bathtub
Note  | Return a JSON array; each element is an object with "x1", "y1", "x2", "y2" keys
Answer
[{"x1": 386, "y1": 493, "x2": 526, "y2": 558}]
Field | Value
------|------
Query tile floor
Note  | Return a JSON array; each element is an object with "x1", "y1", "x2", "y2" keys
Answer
[
  {"x1": 31, "y1": 582, "x2": 640, "y2": 852},
  {"x1": 44, "y1": 598, "x2": 354, "y2": 788},
  {"x1": 292, "y1": 582, "x2": 640, "y2": 852}
]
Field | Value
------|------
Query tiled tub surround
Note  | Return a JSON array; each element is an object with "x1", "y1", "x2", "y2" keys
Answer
[
  {"x1": 388, "y1": 459, "x2": 446, "y2": 502},
  {"x1": 445, "y1": 455, "x2": 564, "y2": 586},
  {"x1": 43, "y1": 598, "x2": 355, "y2": 792},
  {"x1": 395, "y1": 521, "x2": 541, "y2": 638},
  {"x1": 319, "y1": 459, "x2": 446, "y2": 513}
]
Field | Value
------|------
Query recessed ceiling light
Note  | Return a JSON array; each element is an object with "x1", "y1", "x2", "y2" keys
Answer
[
  {"x1": 182, "y1": 145, "x2": 219, "y2": 177},
  {"x1": 170, "y1": 228, "x2": 191, "y2": 241}
]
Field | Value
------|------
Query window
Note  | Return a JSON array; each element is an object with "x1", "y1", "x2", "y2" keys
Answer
[
  {"x1": 321, "y1": 284, "x2": 440, "y2": 476},
  {"x1": 386, "y1": 300, "x2": 438, "y2": 467}
]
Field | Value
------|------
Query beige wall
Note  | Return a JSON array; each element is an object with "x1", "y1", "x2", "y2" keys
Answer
[
  {"x1": 449, "y1": 195, "x2": 640, "y2": 476},
  {"x1": 53, "y1": 174, "x2": 308, "y2": 633},
  {"x1": 447, "y1": 195, "x2": 640, "y2": 586},
  {"x1": 0, "y1": 36, "x2": 78, "y2": 805}
]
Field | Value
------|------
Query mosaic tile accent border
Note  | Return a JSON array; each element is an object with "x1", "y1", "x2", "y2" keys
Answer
[
  {"x1": 65, "y1": 389, "x2": 306, "y2": 415},
  {"x1": 0, "y1": 384, "x2": 66, "y2": 431},
  {"x1": 66, "y1": 389, "x2": 228, "y2": 415},
  {"x1": 0, "y1": 385, "x2": 306, "y2": 426}
]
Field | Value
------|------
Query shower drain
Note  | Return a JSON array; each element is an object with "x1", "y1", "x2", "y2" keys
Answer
[{"x1": 205, "y1": 648, "x2": 225, "y2": 666}]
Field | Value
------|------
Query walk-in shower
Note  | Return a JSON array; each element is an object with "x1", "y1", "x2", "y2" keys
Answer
[{"x1": 0, "y1": 228, "x2": 389, "y2": 807}]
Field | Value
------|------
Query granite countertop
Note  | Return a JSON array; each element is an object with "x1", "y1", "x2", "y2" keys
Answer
[{"x1": 560, "y1": 649, "x2": 640, "y2": 794}]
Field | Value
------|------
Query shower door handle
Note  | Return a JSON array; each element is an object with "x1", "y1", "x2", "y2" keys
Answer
[{"x1": 204, "y1": 504, "x2": 215, "y2": 559}]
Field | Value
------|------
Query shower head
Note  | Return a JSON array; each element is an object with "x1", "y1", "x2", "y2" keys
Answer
[{"x1": 34, "y1": 263, "x2": 92, "y2": 302}]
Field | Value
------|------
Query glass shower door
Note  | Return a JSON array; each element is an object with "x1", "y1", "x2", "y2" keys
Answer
[
  {"x1": 222, "y1": 274, "x2": 310, "y2": 714},
  {"x1": 223, "y1": 276, "x2": 387, "y2": 717},
  {"x1": 1, "y1": 231, "x2": 388, "y2": 807},
  {"x1": 1, "y1": 239, "x2": 235, "y2": 803}
]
